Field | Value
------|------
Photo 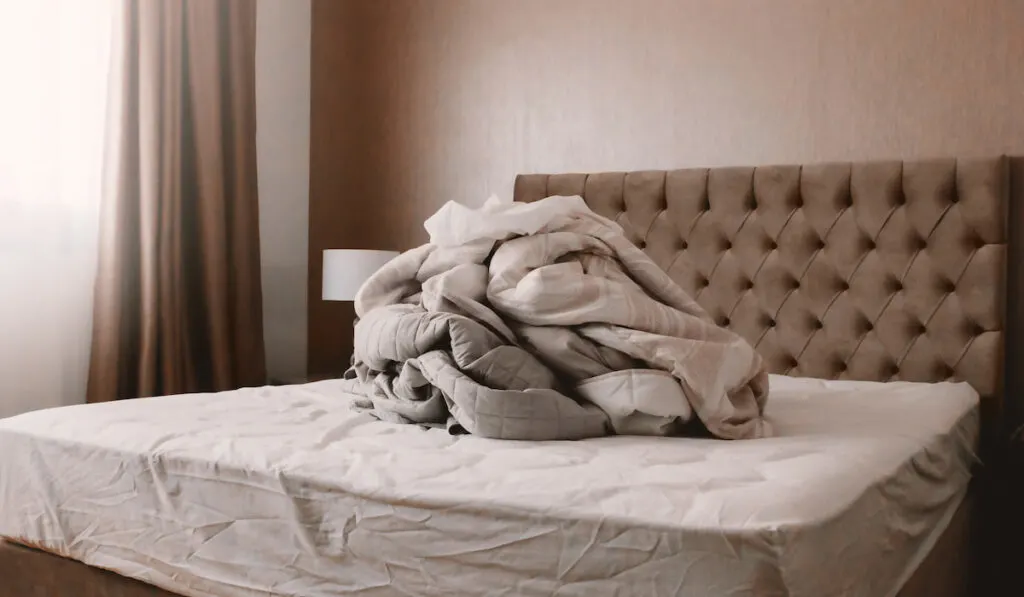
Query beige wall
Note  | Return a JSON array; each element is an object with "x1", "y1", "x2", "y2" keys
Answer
[
  {"x1": 257, "y1": 0, "x2": 311, "y2": 381},
  {"x1": 309, "y1": 0, "x2": 1024, "y2": 374}
]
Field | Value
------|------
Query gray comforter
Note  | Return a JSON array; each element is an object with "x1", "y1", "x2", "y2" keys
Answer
[{"x1": 340, "y1": 198, "x2": 770, "y2": 440}]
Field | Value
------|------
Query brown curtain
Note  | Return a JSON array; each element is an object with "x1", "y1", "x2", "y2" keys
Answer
[{"x1": 87, "y1": 0, "x2": 266, "y2": 402}]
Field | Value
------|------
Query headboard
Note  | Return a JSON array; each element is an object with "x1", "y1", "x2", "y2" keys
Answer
[{"x1": 515, "y1": 157, "x2": 1024, "y2": 441}]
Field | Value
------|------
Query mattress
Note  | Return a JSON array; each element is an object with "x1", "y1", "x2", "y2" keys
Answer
[{"x1": 0, "y1": 375, "x2": 978, "y2": 597}]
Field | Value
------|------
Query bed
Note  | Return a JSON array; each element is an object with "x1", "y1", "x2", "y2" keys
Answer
[{"x1": 1, "y1": 156, "x2": 1021, "y2": 596}]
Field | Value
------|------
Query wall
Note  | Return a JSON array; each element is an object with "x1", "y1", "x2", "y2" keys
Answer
[
  {"x1": 257, "y1": 0, "x2": 311, "y2": 381},
  {"x1": 308, "y1": 0, "x2": 1024, "y2": 374}
]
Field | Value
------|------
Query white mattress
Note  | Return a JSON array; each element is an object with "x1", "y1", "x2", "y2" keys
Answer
[{"x1": 0, "y1": 375, "x2": 978, "y2": 597}]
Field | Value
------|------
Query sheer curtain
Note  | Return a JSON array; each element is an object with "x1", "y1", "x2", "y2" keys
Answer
[{"x1": 0, "y1": 1, "x2": 118, "y2": 417}]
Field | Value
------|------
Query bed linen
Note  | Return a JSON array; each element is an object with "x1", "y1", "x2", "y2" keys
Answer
[
  {"x1": 0, "y1": 375, "x2": 977, "y2": 597},
  {"x1": 342, "y1": 194, "x2": 769, "y2": 441}
]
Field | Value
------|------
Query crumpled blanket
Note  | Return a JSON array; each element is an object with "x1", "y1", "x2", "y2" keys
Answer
[{"x1": 339, "y1": 195, "x2": 770, "y2": 440}]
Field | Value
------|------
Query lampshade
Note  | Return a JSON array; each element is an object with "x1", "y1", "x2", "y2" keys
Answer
[{"x1": 322, "y1": 249, "x2": 399, "y2": 301}]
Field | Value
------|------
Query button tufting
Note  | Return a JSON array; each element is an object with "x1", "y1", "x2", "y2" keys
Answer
[
  {"x1": 942, "y1": 279, "x2": 956, "y2": 293},
  {"x1": 637, "y1": 240, "x2": 647, "y2": 249},
  {"x1": 768, "y1": 240, "x2": 778, "y2": 250},
  {"x1": 916, "y1": 237, "x2": 928, "y2": 250},
  {"x1": 699, "y1": 277, "x2": 709, "y2": 288},
  {"x1": 840, "y1": 281, "x2": 850, "y2": 291},
  {"x1": 892, "y1": 279, "x2": 903, "y2": 292},
  {"x1": 791, "y1": 278, "x2": 801, "y2": 290},
  {"x1": 896, "y1": 193, "x2": 906, "y2": 206},
  {"x1": 866, "y1": 238, "x2": 876, "y2": 250},
  {"x1": 744, "y1": 279, "x2": 754, "y2": 290},
  {"x1": 815, "y1": 238, "x2": 826, "y2": 250},
  {"x1": 723, "y1": 240, "x2": 732, "y2": 250},
  {"x1": 813, "y1": 319, "x2": 823, "y2": 330},
  {"x1": 864, "y1": 321, "x2": 874, "y2": 332},
  {"x1": 768, "y1": 319, "x2": 776, "y2": 328},
  {"x1": 719, "y1": 317, "x2": 731, "y2": 327},
  {"x1": 678, "y1": 240, "x2": 688, "y2": 250}
]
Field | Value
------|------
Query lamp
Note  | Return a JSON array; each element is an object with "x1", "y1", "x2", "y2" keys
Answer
[{"x1": 322, "y1": 249, "x2": 399, "y2": 302}]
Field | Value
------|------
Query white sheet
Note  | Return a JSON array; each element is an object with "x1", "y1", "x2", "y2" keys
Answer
[{"x1": 0, "y1": 375, "x2": 978, "y2": 597}]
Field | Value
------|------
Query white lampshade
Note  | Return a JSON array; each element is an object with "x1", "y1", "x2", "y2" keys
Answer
[{"x1": 322, "y1": 249, "x2": 399, "y2": 301}]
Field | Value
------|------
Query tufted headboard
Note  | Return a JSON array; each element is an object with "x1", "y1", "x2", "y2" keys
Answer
[{"x1": 515, "y1": 157, "x2": 1024, "y2": 441}]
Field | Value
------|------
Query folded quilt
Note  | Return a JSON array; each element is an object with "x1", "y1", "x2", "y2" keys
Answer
[{"x1": 340, "y1": 195, "x2": 770, "y2": 440}]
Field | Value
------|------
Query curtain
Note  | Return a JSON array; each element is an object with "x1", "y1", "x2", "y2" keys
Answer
[
  {"x1": 0, "y1": 1, "x2": 116, "y2": 417},
  {"x1": 87, "y1": 0, "x2": 266, "y2": 402}
]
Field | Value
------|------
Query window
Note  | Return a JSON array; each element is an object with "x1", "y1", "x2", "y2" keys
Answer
[{"x1": 0, "y1": 0, "x2": 118, "y2": 415}]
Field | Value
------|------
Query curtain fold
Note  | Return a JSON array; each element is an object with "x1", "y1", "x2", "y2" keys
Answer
[{"x1": 87, "y1": 0, "x2": 266, "y2": 402}]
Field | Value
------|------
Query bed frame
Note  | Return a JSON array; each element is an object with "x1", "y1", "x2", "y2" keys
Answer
[
  {"x1": 515, "y1": 156, "x2": 1024, "y2": 597},
  {"x1": 3, "y1": 156, "x2": 1022, "y2": 596}
]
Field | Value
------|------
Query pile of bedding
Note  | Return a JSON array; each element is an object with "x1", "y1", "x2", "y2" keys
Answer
[{"x1": 340, "y1": 195, "x2": 770, "y2": 440}]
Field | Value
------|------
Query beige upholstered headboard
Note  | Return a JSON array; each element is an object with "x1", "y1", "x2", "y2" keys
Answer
[{"x1": 515, "y1": 157, "x2": 1024, "y2": 440}]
